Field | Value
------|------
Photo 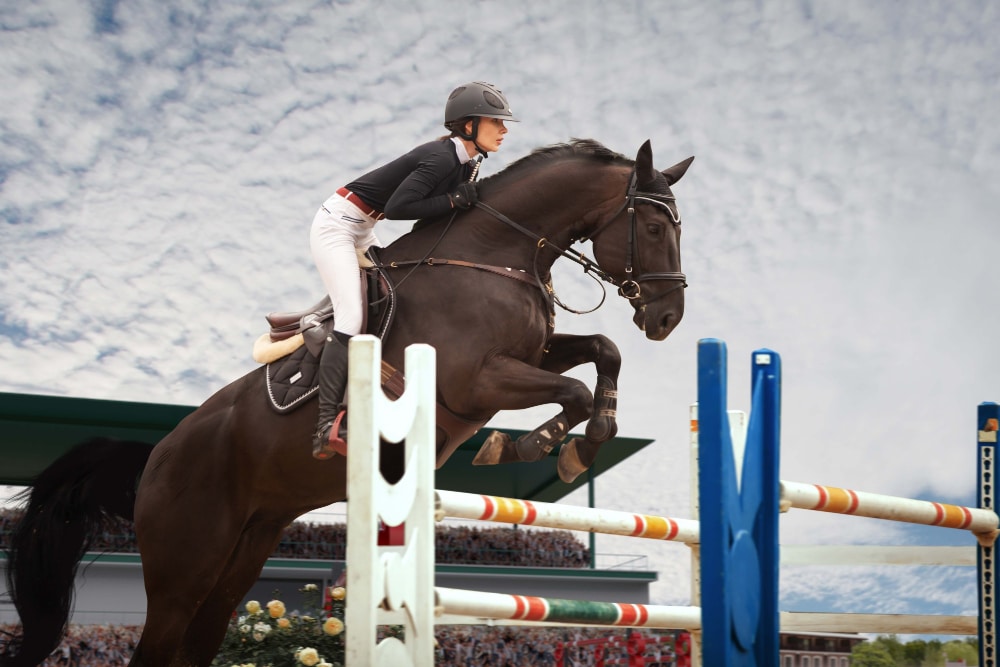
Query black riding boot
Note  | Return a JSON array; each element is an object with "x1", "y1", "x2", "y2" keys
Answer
[{"x1": 312, "y1": 331, "x2": 352, "y2": 460}]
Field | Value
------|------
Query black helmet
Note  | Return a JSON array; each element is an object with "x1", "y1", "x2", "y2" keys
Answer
[{"x1": 444, "y1": 81, "x2": 518, "y2": 126}]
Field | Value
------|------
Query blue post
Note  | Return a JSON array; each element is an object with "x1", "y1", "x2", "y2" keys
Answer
[
  {"x1": 697, "y1": 339, "x2": 781, "y2": 666},
  {"x1": 979, "y1": 402, "x2": 999, "y2": 667}
]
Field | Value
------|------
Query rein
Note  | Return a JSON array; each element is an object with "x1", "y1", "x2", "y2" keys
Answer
[
  {"x1": 474, "y1": 200, "x2": 620, "y2": 287},
  {"x1": 381, "y1": 167, "x2": 687, "y2": 316}
]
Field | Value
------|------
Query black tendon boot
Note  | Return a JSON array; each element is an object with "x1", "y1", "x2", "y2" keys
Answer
[{"x1": 312, "y1": 331, "x2": 352, "y2": 460}]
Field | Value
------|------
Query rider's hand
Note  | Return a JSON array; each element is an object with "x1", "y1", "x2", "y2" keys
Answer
[{"x1": 450, "y1": 182, "x2": 479, "y2": 209}]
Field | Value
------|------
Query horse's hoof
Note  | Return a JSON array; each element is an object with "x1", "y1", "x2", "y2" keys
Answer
[
  {"x1": 472, "y1": 431, "x2": 511, "y2": 465},
  {"x1": 557, "y1": 438, "x2": 588, "y2": 484}
]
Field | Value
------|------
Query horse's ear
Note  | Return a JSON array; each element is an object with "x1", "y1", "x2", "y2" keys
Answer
[
  {"x1": 635, "y1": 140, "x2": 655, "y2": 183},
  {"x1": 662, "y1": 156, "x2": 695, "y2": 186},
  {"x1": 635, "y1": 139, "x2": 656, "y2": 183}
]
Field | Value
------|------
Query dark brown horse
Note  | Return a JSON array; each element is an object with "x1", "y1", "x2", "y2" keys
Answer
[{"x1": 1, "y1": 139, "x2": 692, "y2": 667}]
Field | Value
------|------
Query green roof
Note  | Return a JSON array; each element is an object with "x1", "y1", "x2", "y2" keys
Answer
[{"x1": 0, "y1": 392, "x2": 653, "y2": 503}]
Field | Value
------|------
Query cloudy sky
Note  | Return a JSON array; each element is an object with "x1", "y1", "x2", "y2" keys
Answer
[{"x1": 2, "y1": 0, "x2": 999, "y2": 636}]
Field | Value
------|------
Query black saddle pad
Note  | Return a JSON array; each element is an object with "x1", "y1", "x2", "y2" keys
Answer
[
  {"x1": 265, "y1": 344, "x2": 320, "y2": 413},
  {"x1": 264, "y1": 249, "x2": 395, "y2": 414}
]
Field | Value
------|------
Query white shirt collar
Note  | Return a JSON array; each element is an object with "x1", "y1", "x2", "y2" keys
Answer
[{"x1": 450, "y1": 137, "x2": 475, "y2": 164}]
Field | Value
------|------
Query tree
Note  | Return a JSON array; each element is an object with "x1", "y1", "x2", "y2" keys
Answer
[
  {"x1": 902, "y1": 639, "x2": 926, "y2": 666},
  {"x1": 944, "y1": 638, "x2": 979, "y2": 665},
  {"x1": 873, "y1": 635, "x2": 905, "y2": 663},
  {"x1": 851, "y1": 642, "x2": 896, "y2": 667},
  {"x1": 922, "y1": 639, "x2": 945, "y2": 667}
]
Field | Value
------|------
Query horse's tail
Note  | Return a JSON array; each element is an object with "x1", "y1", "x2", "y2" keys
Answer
[{"x1": 0, "y1": 437, "x2": 153, "y2": 667}]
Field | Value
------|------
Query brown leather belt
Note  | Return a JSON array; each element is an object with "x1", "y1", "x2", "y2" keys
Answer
[{"x1": 336, "y1": 187, "x2": 385, "y2": 220}]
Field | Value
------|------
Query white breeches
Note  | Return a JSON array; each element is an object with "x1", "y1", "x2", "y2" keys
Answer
[{"x1": 310, "y1": 195, "x2": 381, "y2": 336}]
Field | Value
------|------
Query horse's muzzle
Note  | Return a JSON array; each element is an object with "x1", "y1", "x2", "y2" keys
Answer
[{"x1": 633, "y1": 302, "x2": 683, "y2": 341}]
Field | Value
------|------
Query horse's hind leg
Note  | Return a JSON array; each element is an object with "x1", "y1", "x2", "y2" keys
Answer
[
  {"x1": 129, "y1": 523, "x2": 241, "y2": 667},
  {"x1": 175, "y1": 515, "x2": 291, "y2": 667},
  {"x1": 129, "y1": 559, "x2": 219, "y2": 667},
  {"x1": 130, "y1": 513, "x2": 287, "y2": 667},
  {"x1": 129, "y1": 463, "x2": 249, "y2": 667}
]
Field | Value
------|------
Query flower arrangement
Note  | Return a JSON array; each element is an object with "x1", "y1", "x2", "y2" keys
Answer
[{"x1": 212, "y1": 583, "x2": 346, "y2": 667}]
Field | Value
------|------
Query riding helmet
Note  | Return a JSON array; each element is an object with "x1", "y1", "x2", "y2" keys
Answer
[{"x1": 444, "y1": 81, "x2": 519, "y2": 126}]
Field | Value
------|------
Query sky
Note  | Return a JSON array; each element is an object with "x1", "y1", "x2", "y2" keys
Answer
[{"x1": 2, "y1": 0, "x2": 999, "y2": 639}]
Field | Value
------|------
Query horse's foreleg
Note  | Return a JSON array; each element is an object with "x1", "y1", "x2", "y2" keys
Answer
[
  {"x1": 538, "y1": 334, "x2": 623, "y2": 483},
  {"x1": 540, "y1": 333, "x2": 622, "y2": 441},
  {"x1": 466, "y1": 356, "x2": 594, "y2": 465}
]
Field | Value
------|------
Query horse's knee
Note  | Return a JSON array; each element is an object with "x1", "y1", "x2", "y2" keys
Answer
[
  {"x1": 562, "y1": 381, "x2": 595, "y2": 424},
  {"x1": 590, "y1": 334, "x2": 622, "y2": 374}
]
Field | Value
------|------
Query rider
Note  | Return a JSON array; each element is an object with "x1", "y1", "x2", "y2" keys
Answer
[{"x1": 310, "y1": 81, "x2": 517, "y2": 460}]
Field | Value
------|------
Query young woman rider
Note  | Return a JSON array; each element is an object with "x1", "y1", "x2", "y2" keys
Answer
[{"x1": 310, "y1": 81, "x2": 517, "y2": 459}]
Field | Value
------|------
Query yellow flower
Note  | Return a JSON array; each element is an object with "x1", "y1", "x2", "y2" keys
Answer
[
  {"x1": 267, "y1": 599, "x2": 286, "y2": 619},
  {"x1": 329, "y1": 586, "x2": 346, "y2": 601},
  {"x1": 276, "y1": 617, "x2": 291, "y2": 629},
  {"x1": 297, "y1": 647, "x2": 320, "y2": 666},
  {"x1": 322, "y1": 617, "x2": 344, "y2": 636},
  {"x1": 245, "y1": 600, "x2": 261, "y2": 615}
]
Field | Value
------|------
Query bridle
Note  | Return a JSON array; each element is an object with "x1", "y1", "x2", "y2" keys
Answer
[
  {"x1": 581, "y1": 170, "x2": 687, "y2": 301},
  {"x1": 474, "y1": 168, "x2": 687, "y2": 308}
]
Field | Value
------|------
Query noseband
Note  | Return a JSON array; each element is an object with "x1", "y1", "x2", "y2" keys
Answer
[{"x1": 474, "y1": 168, "x2": 687, "y2": 305}]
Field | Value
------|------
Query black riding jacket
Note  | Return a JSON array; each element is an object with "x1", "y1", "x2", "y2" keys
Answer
[{"x1": 345, "y1": 139, "x2": 474, "y2": 220}]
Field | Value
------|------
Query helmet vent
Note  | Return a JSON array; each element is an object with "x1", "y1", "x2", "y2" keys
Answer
[{"x1": 483, "y1": 90, "x2": 505, "y2": 110}]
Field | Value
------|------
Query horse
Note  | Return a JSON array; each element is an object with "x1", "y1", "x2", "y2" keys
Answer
[{"x1": 0, "y1": 138, "x2": 692, "y2": 667}]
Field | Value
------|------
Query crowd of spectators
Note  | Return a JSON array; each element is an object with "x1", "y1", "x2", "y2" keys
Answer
[
  {"x1": 0, "y1": 624, "x2": 141, "y2": 667},
  {"x1": 434, "y1": 626, "x2": 681, "y2": 666},
  {"x1": 0, "y1": 510, "x2": 590, "y2": 568},
  {"x1": 0, "y1": 624, "x2": 681, "y2": 666}
]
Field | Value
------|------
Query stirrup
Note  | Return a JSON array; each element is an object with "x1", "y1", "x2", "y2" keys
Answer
[{"x1": 312, "y1": 410, "x2": 347, "y2": 460}]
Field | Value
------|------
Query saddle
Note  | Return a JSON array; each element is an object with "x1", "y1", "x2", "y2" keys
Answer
[
  {"x1": 255, "y1": 248, "x2": 394, "y2": 412},
  {"x1": 254, "y1": 248, "x2": 485, "y2": 464}
]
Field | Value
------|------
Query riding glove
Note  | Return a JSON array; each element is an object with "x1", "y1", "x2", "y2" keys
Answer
[{"x1": 450, "y1": 182, "x2": 479, "y2": 209}]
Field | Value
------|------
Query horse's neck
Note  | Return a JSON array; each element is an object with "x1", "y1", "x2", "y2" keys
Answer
[
  {"x1": 386, "y1": 164, "x2": 622, "y2": 270},
  {"x1": 385, "y1": 205, "x2": 577, "y2": 273}
]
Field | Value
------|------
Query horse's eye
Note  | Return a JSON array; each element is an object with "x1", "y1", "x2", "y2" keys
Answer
[{"x1": 646, "y1": 223, "x2": 663, "y2": 237}]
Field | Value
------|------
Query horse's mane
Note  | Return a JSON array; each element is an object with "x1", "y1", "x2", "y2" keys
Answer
[{"x1": 479, "y1": 138, "x2": 633, "y2": 187}]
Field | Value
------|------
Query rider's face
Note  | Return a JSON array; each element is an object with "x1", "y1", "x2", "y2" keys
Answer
[{"x1": 467, "y1": 117, "x2": 508, "y2": 153}]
